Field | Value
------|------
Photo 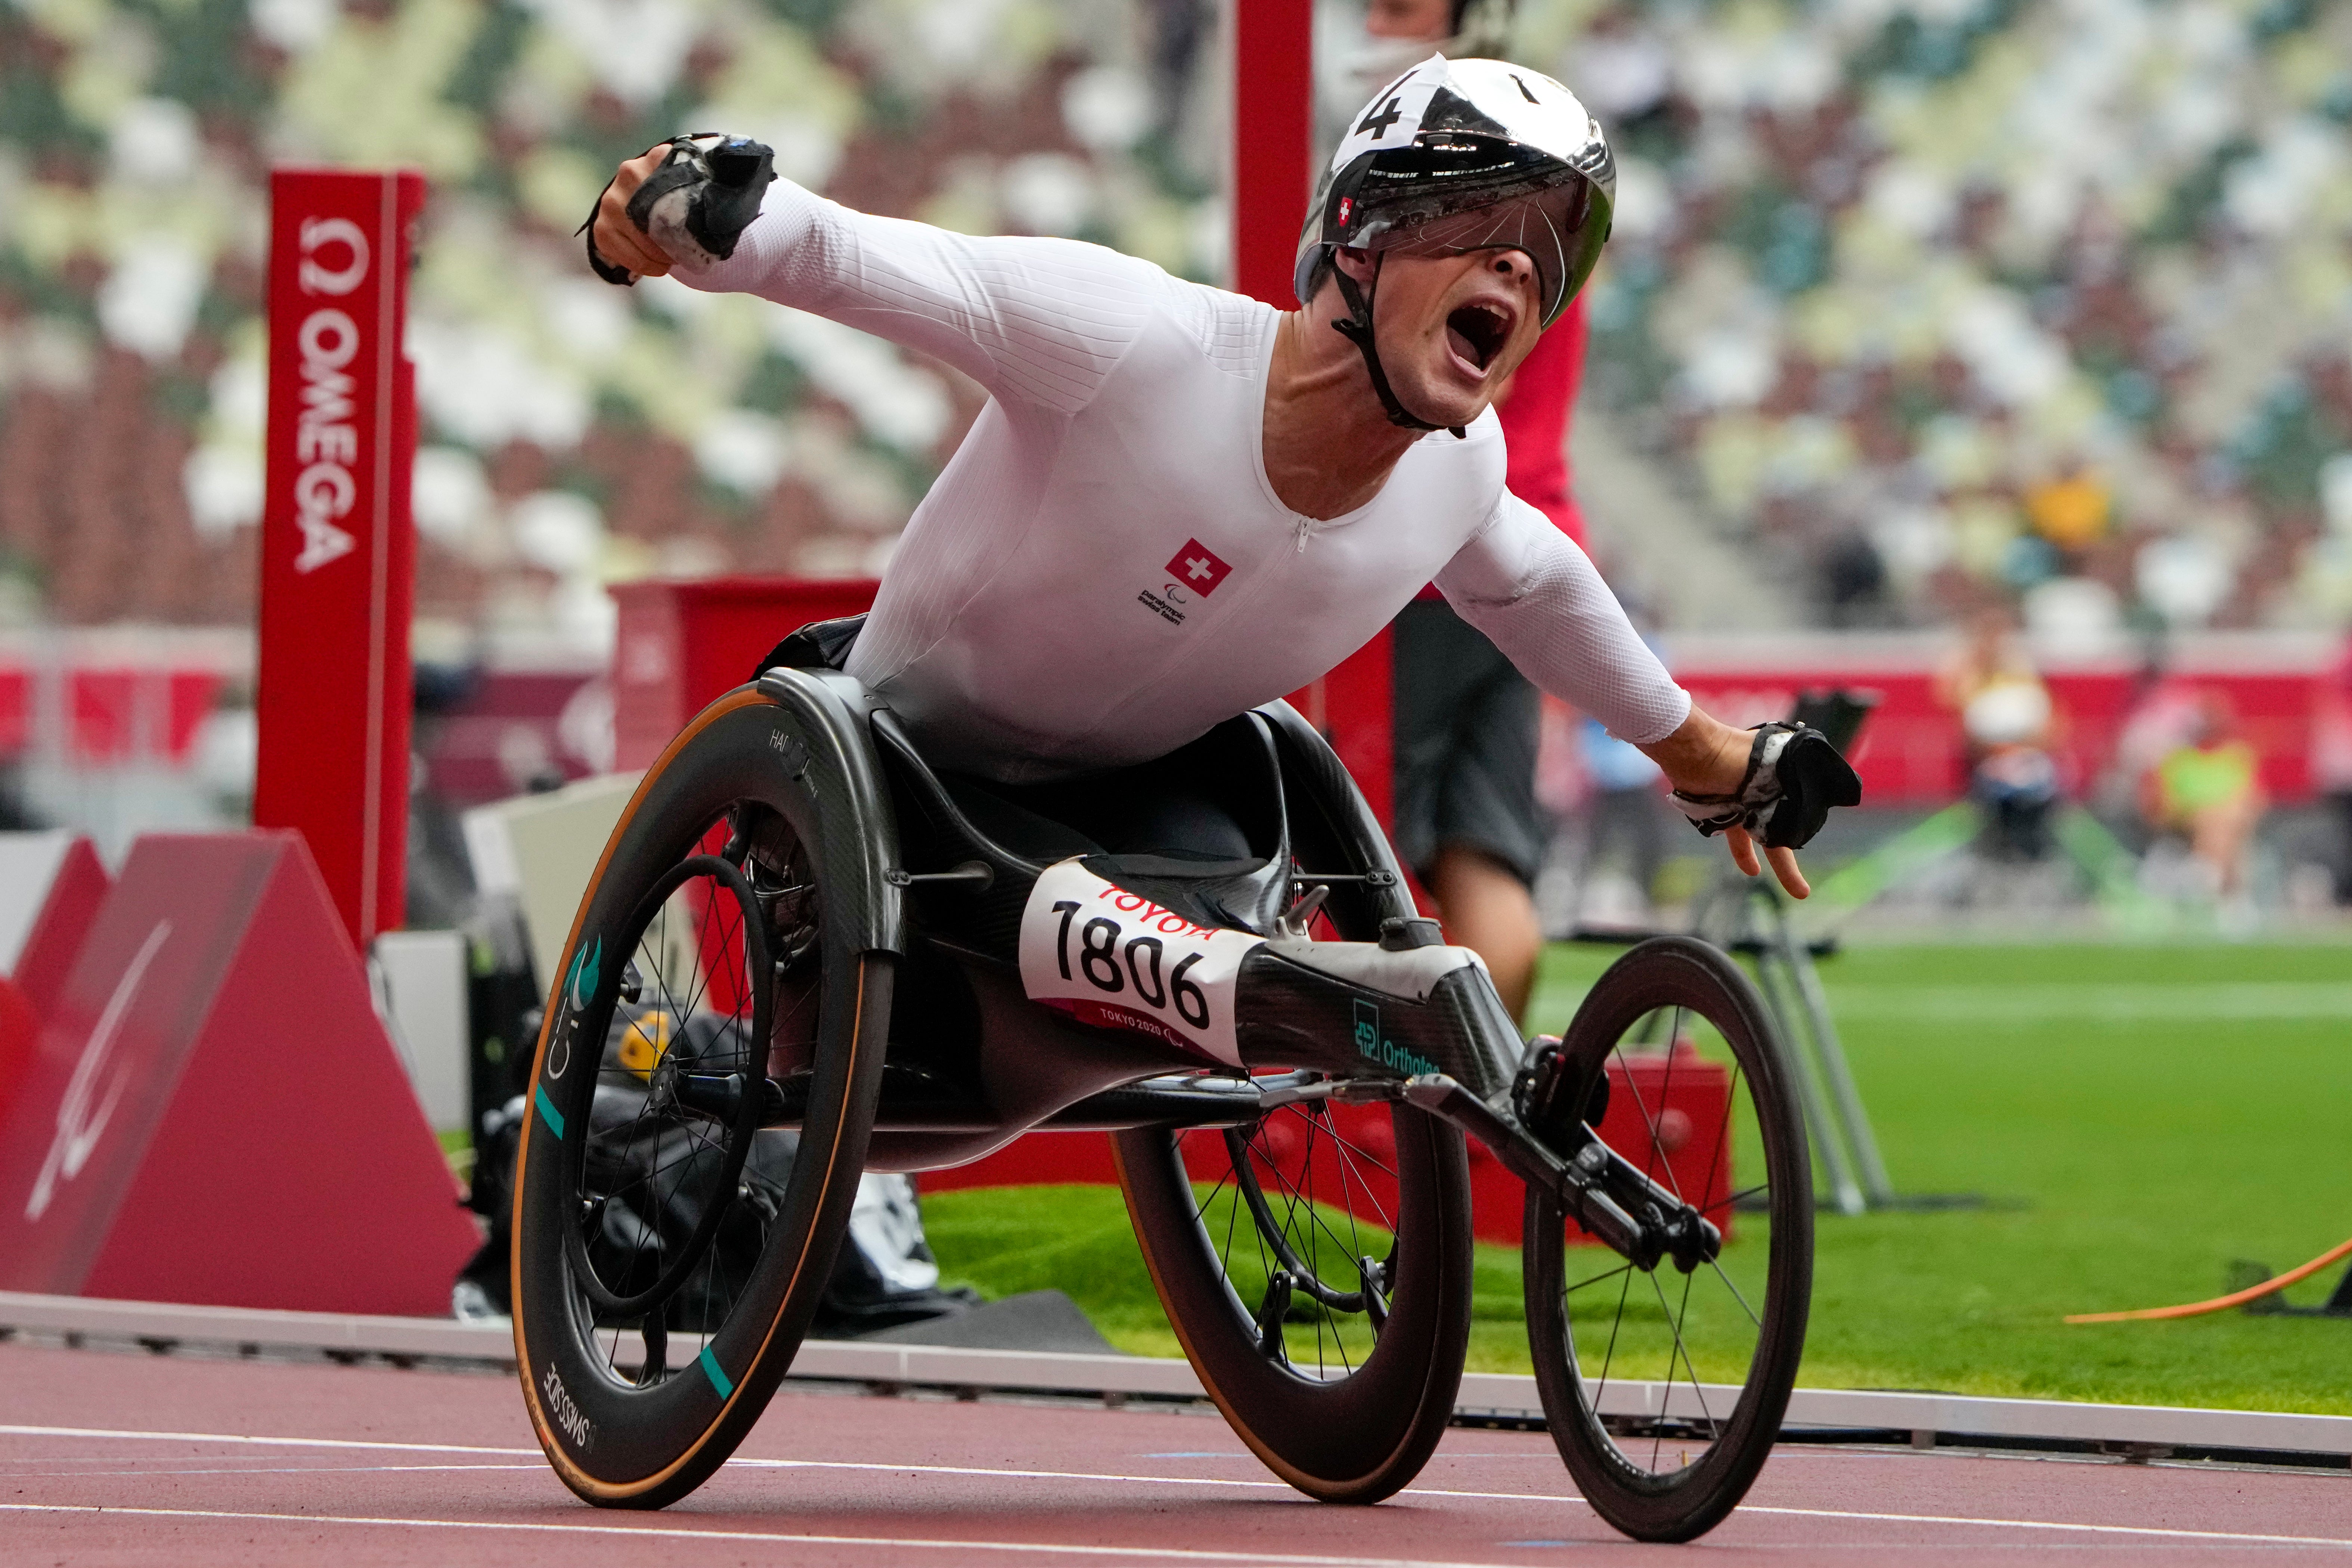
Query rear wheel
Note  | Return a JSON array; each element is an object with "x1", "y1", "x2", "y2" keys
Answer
[
  {"x1": 512, "y1": 691, "x2": 890, "y2": 1508},
  {"x1": 1523, "y1": 936, "x2": 1812, "y2": 1542},
  {"x1": 1115, "y1": 1078, "x2": 1472, "y2": 1503}
]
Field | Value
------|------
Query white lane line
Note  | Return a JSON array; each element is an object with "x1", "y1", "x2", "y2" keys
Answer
[
  {"x1": 741, "y1": 1459, "x2": 1555, "y2": 1505},
  {"x1": 8, "y1": 1426, "x2": 2349, "y2": 1548},
  {"x1": 735, "y1": 1457, "x2": 1293, "y2": 1490},
  {"x1": 1827, "y1": 983, "x2": 2352, "y2": 1022},
  {"x1": 1738, "y1": 1506, "x2": 2352, "y2": 1548},
  {"x1": 3, "y1": 1465, "x2": 549, "y2": 1478},
  {"x1": 0, "y1": 1424, "x2": 536, "y2": 1456},
  {"x1": 0, "y1": 1435, "x2": 1509, "y2": 1504},
  {"x1": 0, "y1": 1505, "x2": 1521, "y2": 1567}
]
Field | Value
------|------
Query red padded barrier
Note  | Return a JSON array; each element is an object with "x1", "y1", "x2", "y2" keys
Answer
[
  {"x1": 611, "y1": 577, "x2": 881, "y2": 771},
  {"x1": 5, "y1": 834, "x2": 111, "y2": 1023},
  {"x1": 0, "y1": 833, "x2": 478, "y2": 1314},
  {"x1": 0, "y1": 975, "x2": 37, "y2": 1137}
]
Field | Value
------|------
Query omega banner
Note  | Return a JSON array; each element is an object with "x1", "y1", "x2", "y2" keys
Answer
[{"x1": 254, "y1": 169, "x2": 425, "y2": 952}]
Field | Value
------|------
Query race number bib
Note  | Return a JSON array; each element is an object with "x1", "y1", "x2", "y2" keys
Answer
[{"x1": 1017, "y1": 859, "x2": 1265, "y2": 1066}]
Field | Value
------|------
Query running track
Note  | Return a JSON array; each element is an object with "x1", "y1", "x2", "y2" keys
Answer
[{"x1": 3, "y1": 1342, "x2": 2346, "y2": 1564}]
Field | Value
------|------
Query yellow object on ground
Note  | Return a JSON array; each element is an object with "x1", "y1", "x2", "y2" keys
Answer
[{"x1": 619, "y1": 1009, "x2": 673, "y2": 1079}]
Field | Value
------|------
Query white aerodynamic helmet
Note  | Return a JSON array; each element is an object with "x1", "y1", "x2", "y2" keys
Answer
[
  {"x1": 1297, "y1": 55, "x2": 1614, "y2": 328},
  {"x1": 1295, "y1": 55, "x2": 1616, "y2": 433}
]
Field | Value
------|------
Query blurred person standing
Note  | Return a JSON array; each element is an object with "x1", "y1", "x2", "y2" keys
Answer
[
  {"x1": 2141, "y1": 691, "x2": 2266, "y2": 902},
  {"x1": 1574, "y1": 715, "x2": 1670, "y2": 923},
  {"x1": 2317, "y1": 633, "x2": 2352, "y2": 904},
  {"x1": 1937, "y1": 606, "x2": 2059, "y2": 860},
  {"x1": 1341, "y1": 0, "x2": 1594, "y2": 1019}
]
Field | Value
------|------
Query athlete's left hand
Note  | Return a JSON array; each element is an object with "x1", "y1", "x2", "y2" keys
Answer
[
  {"x1": 1724, "y1": 824, "x2": 1807, "y2": 899},
  {"x1": 1641, "y1": 709, "x2": 1854, "y2": 900}
]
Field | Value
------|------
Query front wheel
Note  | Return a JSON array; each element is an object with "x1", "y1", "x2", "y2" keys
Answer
[{"x1": 1523, "y1": 936, "x2": 1812, "y2": 1543}]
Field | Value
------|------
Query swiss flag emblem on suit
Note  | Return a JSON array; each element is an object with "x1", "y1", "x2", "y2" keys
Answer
[{"x1": 1165, "y1": 539, "x2": 1233, "y2": 595}]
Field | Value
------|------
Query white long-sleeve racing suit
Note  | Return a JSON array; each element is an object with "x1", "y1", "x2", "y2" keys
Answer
[{"x1": 684, "y1": 181, "x2": 1690, "y2": 784}]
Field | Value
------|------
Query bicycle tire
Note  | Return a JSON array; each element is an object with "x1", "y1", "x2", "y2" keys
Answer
[
  {"x1": 512, "y1": 688, "x2": 892, "y2": 1509},
  {"x1": 1522, "y1": 935, "x2": 1812, "y2": 1543},
  {"x1": 1115, "y1": 1097, "x2": 1472, "y2": 1503}
]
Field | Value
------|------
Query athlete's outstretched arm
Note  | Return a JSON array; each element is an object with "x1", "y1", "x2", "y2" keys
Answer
[
  {"x1": 1437, "y1": 495, "x2": 1812, "y2": 896},
  {"x1": 591, "y1": 149, "x2": 1158, "y2": 417}
]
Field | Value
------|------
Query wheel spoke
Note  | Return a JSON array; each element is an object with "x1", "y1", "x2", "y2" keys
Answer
[
  {"x1": 1702, "y1": 1182, "x2": 1769, "y2": 1218},
  {"x1": 1707, "y1": 1256, "x2": 1763, "y2": 1330},
  {"x1": 1589, "y1": 1236, "x2": 1638, "y2": 1413},
  {"x1": 1646, "y1": 1265, "x2": 1717, "y2": 1468},
  {"x1": 1254, "y1": 1134, "x2": 1389, "y2": 1296},
  {"x1": 1563, "y1": 1260, "x2": 1634, "y2": 1297}
]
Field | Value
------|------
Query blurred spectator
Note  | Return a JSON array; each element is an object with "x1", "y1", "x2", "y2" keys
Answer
[
  {"x1": 2312, "y1": 633, "x2": 2352, "y2": 903},
  {"x1": 2024, "y1": 464, "x2": 2112, "y2": 557},
  {"x1": 0, "y1": 0, "x2": 2343, "y2": 645},
  {"x1": 0, "y1": 0, "x2": 1220, "y2": 639},
  {"x1": 2140, "y1": 690, "x2": 2266, "y2": 899},
  {"x1": 1556, "y1": 0, "x2": 2352, "y2": 632},
  {"x1": 1938, "y1": 607, "x2": 2058, "y2": 859},
  {"x1": 1573, "y1": 716, "x2": 1670, "y2": 923},
  {"x1": 0, "y1": 766, "x2": 40, "y2": 831}
]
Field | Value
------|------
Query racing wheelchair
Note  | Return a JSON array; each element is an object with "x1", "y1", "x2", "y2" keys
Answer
[{"x1": 509, "y1": 637, "x2": 1814, "y2": 1543}]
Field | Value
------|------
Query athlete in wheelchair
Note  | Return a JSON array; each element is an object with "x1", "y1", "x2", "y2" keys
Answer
[{"x1": 516, "y1": 57, "x2": 1859, "y2": 1543}]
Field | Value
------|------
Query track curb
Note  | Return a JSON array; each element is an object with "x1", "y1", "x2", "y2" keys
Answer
[{"x1": 4, "y1": 1290, "x2": 2346, "y2": 1463}]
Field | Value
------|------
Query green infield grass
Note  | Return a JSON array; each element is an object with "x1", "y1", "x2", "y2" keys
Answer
[{"x1": 918, "y1": 937, "x2": 2352, "y2": 1413}]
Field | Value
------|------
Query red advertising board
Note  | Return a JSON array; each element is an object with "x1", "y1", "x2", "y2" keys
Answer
[
  {"x1": 0, "y1": 833, "x2": 477, "y2": 1313},
  {"x1": 611, "y1": 576, "x2": 1397, "y2": 818},
  {"x1": 612, "y1": 577, "x2": 881, "y2": 771},
  {"x1": 252, "y1": 169, "x2": 424, "y2": 952},
  {"x1": 1671, "y1": 635, "x2": 2334, "y2": 807}
]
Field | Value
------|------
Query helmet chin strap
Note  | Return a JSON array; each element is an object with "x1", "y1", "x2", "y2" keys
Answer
[{"x1": 1329, "y1": 256, "x2": 1468, "y2": 440}]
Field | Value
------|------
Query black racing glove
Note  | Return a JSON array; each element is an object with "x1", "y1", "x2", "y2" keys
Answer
[
  {"x1": 581, "y1": 133, "x2": 777, "y2": 286},
  {"x1": 1670, "y1": 721, "x2": 1862, "y2": 850}
]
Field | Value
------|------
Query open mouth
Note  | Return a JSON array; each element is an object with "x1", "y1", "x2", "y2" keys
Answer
[{"x1": 1445, "y1": 302, "x2": 1511, "y2": 373}]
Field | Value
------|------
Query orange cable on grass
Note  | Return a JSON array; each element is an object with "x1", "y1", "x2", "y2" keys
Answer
[{"x1": 2066, "y1": 1234, "x2": 2352, "y2": 1323}]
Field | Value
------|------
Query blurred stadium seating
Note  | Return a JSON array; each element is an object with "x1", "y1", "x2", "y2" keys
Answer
[
  {"x1": 1532, "y1": 0, "x2": 2352, "y2": 635},
  {"x1": 0, "y1": 0, "x2": 1227, "y2": 649},
  {"x1": 0, "y1": 0, "x2": 2345, "y2": 651}
]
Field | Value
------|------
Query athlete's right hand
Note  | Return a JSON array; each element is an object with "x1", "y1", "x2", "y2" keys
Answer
[{"x1": 587, "y1": 146, "x2": 675, "y2": 281}]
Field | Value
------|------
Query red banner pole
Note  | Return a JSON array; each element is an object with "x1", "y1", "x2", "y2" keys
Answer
[
  {"x1": 1231, "y1": 0, "x2": 1314, "y2": 307},
  {"x1": 1237, "y1": 1, "x2": 1396, "y2": 825},
  {"x1": 253, "y1": 168, "x2": 425, "y2": 952}
]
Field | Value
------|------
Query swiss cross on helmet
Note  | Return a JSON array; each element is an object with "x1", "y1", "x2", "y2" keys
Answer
[{"x1": 1295, "y1": 56, "x2": 1615, "y2": 434}]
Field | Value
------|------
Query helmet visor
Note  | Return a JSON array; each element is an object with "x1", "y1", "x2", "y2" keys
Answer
[{"x1": 1354, "y1": 174, "x2": 1609, "y2": 327}]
